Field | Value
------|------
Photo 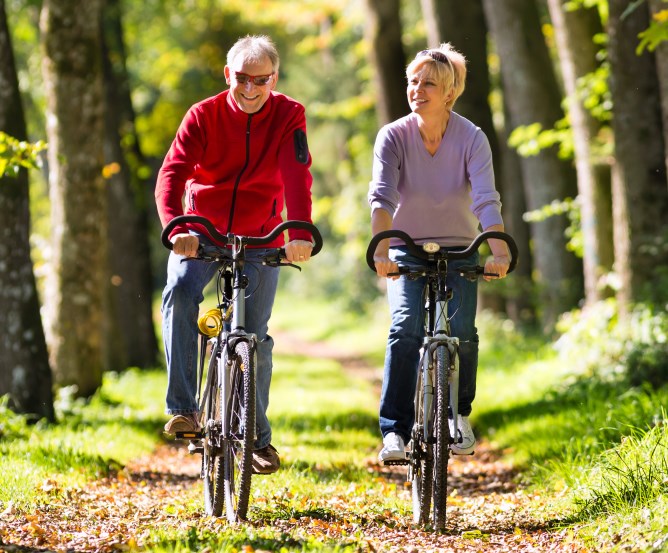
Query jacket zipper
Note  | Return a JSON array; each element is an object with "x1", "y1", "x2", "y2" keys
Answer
[{"x1": 226, "y1": 113, "x2": 253, "y2": 233}]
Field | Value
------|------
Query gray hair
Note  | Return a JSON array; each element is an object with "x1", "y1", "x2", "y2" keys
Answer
[{"x1": 227, "y1": 35, "x2": 280, "y2": 72}]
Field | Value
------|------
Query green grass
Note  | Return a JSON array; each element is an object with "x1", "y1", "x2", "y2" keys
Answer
[{"x1": 0, "y1": 369, "x2": 166, "y2": 509}]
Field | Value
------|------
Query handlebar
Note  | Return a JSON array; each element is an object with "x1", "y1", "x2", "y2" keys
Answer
[
  {"x1": 365, "y1": 230, "x2": 518, "y2": 274},
  {"x1": 161, "y1": 215, "x2": 323, "y2": 257}
]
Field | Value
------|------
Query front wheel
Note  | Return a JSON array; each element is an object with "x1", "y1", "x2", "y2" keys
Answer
[
  {"x1": 202, "y1": 344, "x2": 225, "y2": 516},
  {"x1": 432, "y1": 345, "x2": 451, "y2": 530},
  {"x1": 411, "y1": 351, "x2": 433, "y2": 525},
  {"x1": 223, "y1": 340, "x2": 256, "y2": 522}
]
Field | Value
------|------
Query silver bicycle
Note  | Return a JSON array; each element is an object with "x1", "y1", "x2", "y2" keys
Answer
[
  {"x1": 162, "y1": 215, "x2": 322, "y2": 522},
  {"x1": 366, "y1": 230, "x2": 518, "y2": 530}
]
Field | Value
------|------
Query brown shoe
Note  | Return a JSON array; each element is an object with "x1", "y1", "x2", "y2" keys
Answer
[
  {"x1": 252, "y1": 444, "x2": 280, "y2": 474},
  {"x1": 164, "y1": 413, "x2": 200, "y2": 436}
]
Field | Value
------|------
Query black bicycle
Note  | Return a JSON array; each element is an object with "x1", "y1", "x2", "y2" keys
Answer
[
  {"x1": 162, "y1": 215, "x2": 322, "y2": 522},
  {"x1": 366, "y1": 230, "x2": 517, "y2": 530}
]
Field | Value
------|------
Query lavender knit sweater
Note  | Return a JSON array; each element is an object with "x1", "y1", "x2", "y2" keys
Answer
[{"x1": 368, "y1": 111, "x2": 503, "y2": 248}]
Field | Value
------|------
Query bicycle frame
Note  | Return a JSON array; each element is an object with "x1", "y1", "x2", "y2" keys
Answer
[{"x1": 420, "y1": 262, "x2": 461, "y2": 449}]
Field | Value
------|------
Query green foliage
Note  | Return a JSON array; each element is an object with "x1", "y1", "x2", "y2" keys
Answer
[
  {"x1": 507, "y1": 120, "x2": 573, "y2": 160},
  {"x1": 523, "y1": 196, "x2": 583, "y2": 257},
  {"x1": 554, "y1": 299, "x2": 668, "y2": 388},
  {"x1": 638, "y1": 8, "x2": 668, "y2": 53},
  {"x1": 0, "y1": 132, "x2": 47, "y2": 178}
]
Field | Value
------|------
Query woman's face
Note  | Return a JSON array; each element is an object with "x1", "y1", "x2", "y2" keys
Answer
[
  {"x1": 406, "y1": 65, "x2": 450, "y2": 116},
  {"x1": 224, "y1": 55, "x2": 277, "y2": 114}
]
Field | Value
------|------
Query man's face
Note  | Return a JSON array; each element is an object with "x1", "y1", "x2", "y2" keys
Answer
[{"x1": 224, "y1": 56, "x2": 277, "y2": 114}]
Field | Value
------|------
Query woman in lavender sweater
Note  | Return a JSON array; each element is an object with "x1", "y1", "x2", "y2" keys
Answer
[{"x1": 368, "y1": 43, "x2": 511, "y2": 462}]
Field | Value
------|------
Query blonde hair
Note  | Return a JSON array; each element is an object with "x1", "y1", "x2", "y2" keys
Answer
[{"x1": 406, "y1": 43, "x2": 466, "y2": 110}]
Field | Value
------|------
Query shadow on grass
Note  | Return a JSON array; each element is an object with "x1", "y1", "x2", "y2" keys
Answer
[
  {"x1": 272, "y1": 410, "x2": 378, "y2": 434},
  {"x1": 475, "y1": 375, "x2": 644, "y2": 465}
]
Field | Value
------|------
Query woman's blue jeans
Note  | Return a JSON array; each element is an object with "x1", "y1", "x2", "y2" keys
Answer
[
  {"x1": 380, "y1": 247, "x2": 479, "y2": 442},
  {"x1": 161, "y1": 243, "x2": 279, "y2": 450}
]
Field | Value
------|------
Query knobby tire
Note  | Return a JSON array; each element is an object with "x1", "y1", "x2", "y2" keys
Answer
[
  {"x1": 203, "y1": 343, "x2": 225, "y2": 516},
  {"x1": 223, "y1": 340, "x2": 256, "y2": 522},
  {"x1": 412, "y1": 351, "x2": 433, "y2": 525},
  {"x1": 432, "y1": 345, "x2": 451, "y2": 530}
]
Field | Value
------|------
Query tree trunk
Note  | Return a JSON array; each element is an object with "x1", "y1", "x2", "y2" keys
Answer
[
  {"x1": 482, "y1": 0, "x2": 583, "y2": 329},
  {"x1": 608, "y1": 0, "x2": 668, "y2": 309},
  {"x1": 102, "y1": 0, "x2": 158, "y2": 370},
  {"x1": 422, "y1": 0, "x2": 532, "y2": 322},
  {"x1": 40, "y1": 0, "x2": 107, "y2": 398},
  {"x1": 364, "y1": 0, "x2": 410, "y2": 126},
  {"x1": 546, "y1": 0, "x2": 614, "y2": 305},
  {"x1": 0, "y1": 0, "x2": 54, "y2": 421},
  {"x1": 649, "y1": 0, "x2": 668, "y2": 181}
]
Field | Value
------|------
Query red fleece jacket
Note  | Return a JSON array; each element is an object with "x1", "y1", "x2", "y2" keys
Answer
[{"x1": 156, "y1": 90, "x2": 313, "y2": 247}]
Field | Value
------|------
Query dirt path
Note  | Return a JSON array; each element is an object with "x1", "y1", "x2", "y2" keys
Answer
[{"x1": 0, "y1": 333, "x2": 587, "y2": 552}]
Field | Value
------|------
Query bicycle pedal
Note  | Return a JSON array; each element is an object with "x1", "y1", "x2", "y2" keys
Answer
[
  {"x1": 383, "y1": 459, "x2": 409, "y2": 466},
  {"x1": 187, "y1": 440, "x2": 204, "y2": 455},
  {"x1": 175, "y1": 431, "x2": 203, "y2": 441}
]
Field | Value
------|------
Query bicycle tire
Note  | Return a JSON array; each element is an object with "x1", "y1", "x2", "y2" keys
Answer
[
  {"x1": 202, "y1": 345, "x2": 225, "y2": 516},
  {"x1": 223, "y1": 340, "x2": 256, "y2": 522},
  {"x1": 411, "y1": 351, "x2": 433, "y2": 525},
  {"x1": 432, "y1": 345, "x2": 451, "y2": 530}
]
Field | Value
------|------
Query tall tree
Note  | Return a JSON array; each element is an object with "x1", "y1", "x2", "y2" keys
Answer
[
  {"x1": 482, "y1": 0, "x2": 583, "y2": 329},
  {"x1": 420, "y1": 0, "x2": 535, "y2": 322},
  {"x1": 102, "y1": 0, "x2": 158, "y2": 370},
  {"x1": 0, "y1": 0, "x2": 54, "y2": 421},
  {"x1": 608, "y1": 0, "x2": 668, "y2": 308},
  {"x1": 364, "y1": 0, "x2": 410, "y2": 126},
  {"x1": 546, "y1": 0, "x2": 613, "y2": 305},
  {"x1": 40, "y1": 0, "x2": 107, "y2": 397},
  {"x1": 649, "y1": 0, "x2": 668, "y2": 180}
]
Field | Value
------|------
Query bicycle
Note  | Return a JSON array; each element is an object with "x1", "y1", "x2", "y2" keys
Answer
[
  {"x1": 366, "y1": 230, "x2": 517, "y2": 530},
  {"x1": 161, "y1": 215, "x2": 323, "y2": 522}
]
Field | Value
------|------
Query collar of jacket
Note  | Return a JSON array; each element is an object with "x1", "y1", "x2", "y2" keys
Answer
[{"x1": 224, "y1": 90, "x2": 274, "y2": 123}]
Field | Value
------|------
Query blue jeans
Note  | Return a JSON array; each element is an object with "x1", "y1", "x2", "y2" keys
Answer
[
  {"x1": 161, "y1": 243, "x2": 279, "y2": 449},
  {"x1": 380, "y1": 247, "x2": 479, "y2": 442}
]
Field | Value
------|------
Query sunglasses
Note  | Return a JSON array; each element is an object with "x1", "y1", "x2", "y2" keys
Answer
[
  {"x1": 416, "y1": 49, "x2": 451, "y2": 67},
  {"x1": 232, "y1": 71, "x2": 275, "y2": 86}
]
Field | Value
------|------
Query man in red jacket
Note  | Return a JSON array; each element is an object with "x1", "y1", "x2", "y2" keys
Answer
[{"x1": 156, "y1": 35, "x2": 314, "y2": 475}]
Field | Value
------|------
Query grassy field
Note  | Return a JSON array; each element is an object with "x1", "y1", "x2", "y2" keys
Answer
[{"x1": 2, "y1": 293, "x2": 668, "y2": 551}]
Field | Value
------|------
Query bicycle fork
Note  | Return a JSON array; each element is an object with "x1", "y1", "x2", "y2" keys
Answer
[{"x1": 421, "y1": 300, "x2": 460, "y2": 447}]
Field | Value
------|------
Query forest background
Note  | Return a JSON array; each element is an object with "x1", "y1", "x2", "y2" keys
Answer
[
  {"x1": 2, "y1": 0, "x2": 668, "y2": 550},
  {"x1": 1, "y1": 0, "x2": 668, "y2": 452}
]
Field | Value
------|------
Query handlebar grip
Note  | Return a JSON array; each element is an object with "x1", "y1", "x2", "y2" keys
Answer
[{"x1": 161, "y1": 215, "x2": 227, "y2": 251}]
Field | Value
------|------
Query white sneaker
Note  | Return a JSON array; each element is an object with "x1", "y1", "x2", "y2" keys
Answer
[
  {"x1": 449, "y1": 415, "x2": 475, "y2": 455},
  {"x1": 378, "y1": 432, "x2": 406, "y2": 463}
]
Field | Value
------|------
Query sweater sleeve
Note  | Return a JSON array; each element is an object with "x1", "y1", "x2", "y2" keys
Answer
[
  {"x1": 368, "y1": 125, "x2": 401, "y2": 216},
  {"x1": 468, "y1": 129, "x2": 503, "y2": 230},
  {"x1": 278, "y1": 103, "x2": 314, "y2": 242},
  {"x1": 155, "y1": 106, "x2": 206, "y2": 239}
]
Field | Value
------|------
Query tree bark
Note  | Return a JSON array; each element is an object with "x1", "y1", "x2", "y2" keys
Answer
[
  {"x1": 649, "y1": 0, "x2": 668, "y2": 182},
  {"x1": 608, "y1": 0, "x2": 668, "y2": 308},
  {"x1": 0, "y1": 0, "x2": 54, "y2": 421},
  {"x1": 546, "y1": 0, "x2": 614, "y2": 305},
  {"x1": 102, "y1": 0, "x2": 158, "y2": 370},
  {"x1": 364, "y1": 0, "x2": 410, "y2": 126},
  {"x1": 482, "y1": 0, "x2": 583, "y2": 329},
  {"x1": 40, "y1": 0, "x2": 107, "y2": 398}
]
